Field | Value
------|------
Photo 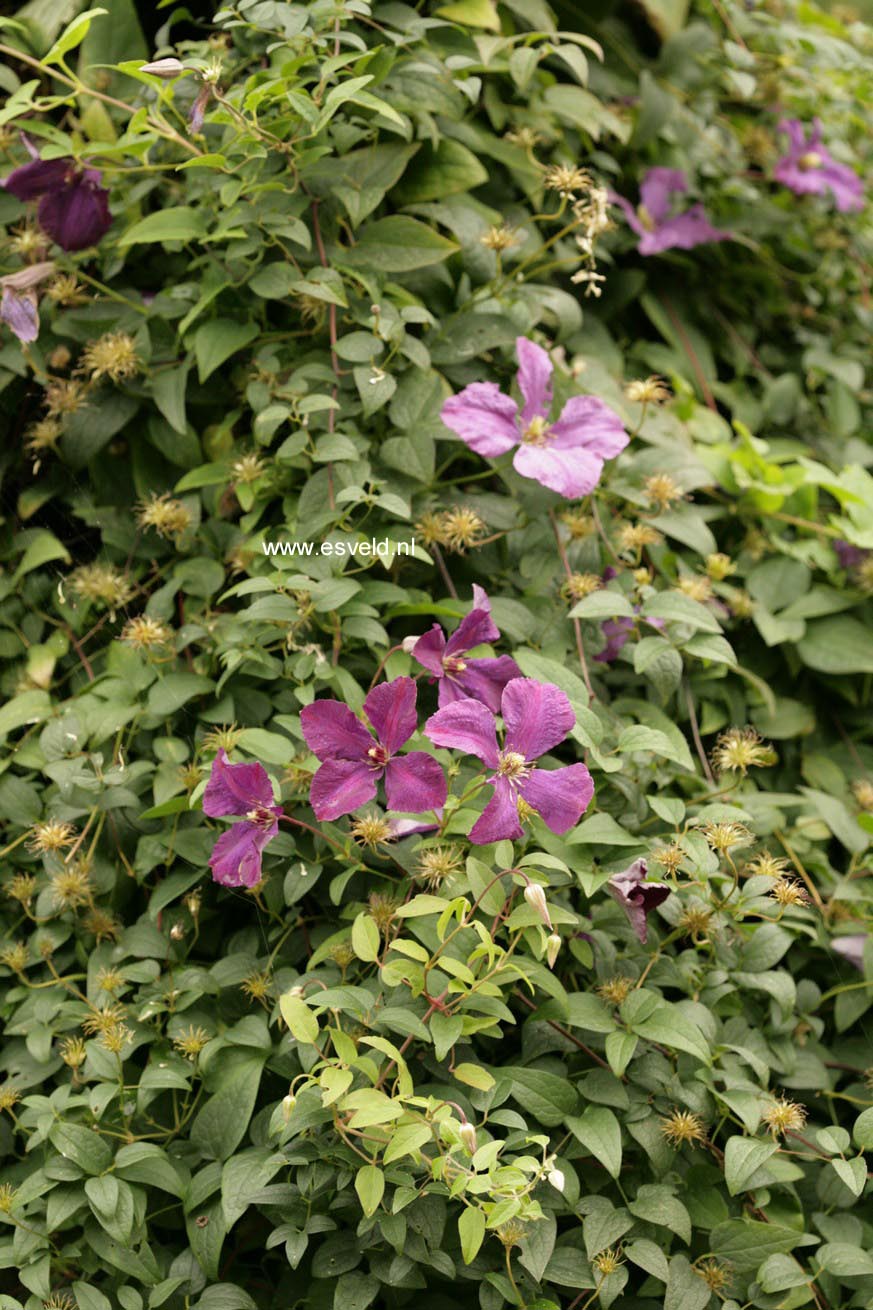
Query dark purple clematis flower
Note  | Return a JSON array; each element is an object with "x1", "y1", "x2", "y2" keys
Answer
[
  {"x1": 425, "y1": 677, "x2": 594, "y2": 845},
  {"x1": 610, "y1": 168, "x2": 732, "y2": 256},
  {"x1": 2, "y1": 154, "x2": 111, "y2": 252},
  {"x1": 0, "y1": 261, "x2": 56, "y2": 344},
  {"x1": 774, "y1": 120, "x2": 863, "y2": 213},
  {"x1": 203, "y1": 749, "x2": 283, "y2": 888},
  {"x1": 300, "y1": 676, "x2": 446, "y2": 822},
  {"x1": 607, "y1": 858, "x2": 669, "y2": 943},
  {"x1": 409, "y1": 586, "x2": 521, "y2": 712},
  {"x1": 831, "y1": 934, "x2": 867, "y2": 971},
  {"x1": 440, "y1": 336, "x2": 629, "y2": 500},
  {"x1": 834, "y1": 540, "x2": 869, "y2": 570}
]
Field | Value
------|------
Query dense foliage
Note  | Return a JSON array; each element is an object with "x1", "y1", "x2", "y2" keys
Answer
[{"x1": 1, "y1": 1, "x2": 872, "y2": 1308}]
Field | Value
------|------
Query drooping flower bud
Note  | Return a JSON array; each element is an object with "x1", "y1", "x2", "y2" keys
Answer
[
  {"x1": 547, "y1": 1168, "x2": 565, "y2": 1192},
  {"x1": 459, "y1": 1121, "x2": 477, "y2": 1154},
  {"x1": 140, "y1": 57, "x2": 187, "y2": 78},
  {"x1": 281, "y1": 1093, "x2": 296, "y2": 1120},
  {"x1": 524, "y1": 882, "x2": 552, "y2": 931},
  {"x1": 546, "y1": 932, "x2": 561, "y2": 969}
]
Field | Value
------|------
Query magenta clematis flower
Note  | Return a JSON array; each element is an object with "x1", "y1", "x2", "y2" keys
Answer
[
  {"x1": 774, "y1": 120, "x2": 863, "y2": 213},
  {"x1": 425, "y1": 677, "x2": 594, "y2": 845},
  {"x1": 610, "y1": 168, "x2": 732, "y2": 256},
  {"x1": 2, "y1": 150, "x2": 111, "y2": 252},
  {"x1": 607, "y1": 858, "x2": 669, "y2": 943},
  {"x1": 410, "y1": 586, "x2": 521, "y2": 712},
  {"x1": 0, "y1": 262, "x2": 56, "y2": 344},
  {"x1": 440, "y1": 337, "x2": 629, "y2": 500},
  {"x1": 300, "y1": 676, "x2": 446, "y2": 822},
  {"x1": 203, "y1": 749, "x2": 283, "y2": 888}
]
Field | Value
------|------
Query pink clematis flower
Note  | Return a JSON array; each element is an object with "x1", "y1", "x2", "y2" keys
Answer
[
  {"x1": 607, "y1": 858, "x2": 669, "y2": 943},
  {"x1": 203, "y1": 749, "x2": 283, "y2": 888},
  {"x1": 610, "y1": 168, "x2": 732, "y2": 256},
  {"x1": 300, "y1": 676, "x2": 446, "y2": 822},
  {"x1": 774, "y1": 120, "x2": 863, "y2": 213},
  {"x1": 410, "y1": 585, "x2": 521, "y2": 712},
  {"x1": 440, "y1": 336, "x2": 629, "y2": 500},
  {"x1": 425, "y1": 677, "x2": 594, "y2": 845}
]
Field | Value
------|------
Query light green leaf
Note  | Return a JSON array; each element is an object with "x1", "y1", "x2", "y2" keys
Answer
[
  {"x1": 119, "y1": 206, "x2": 208, "y2": 246},
  {"x1": 44, "y1": 6, "x2": 106, "y2": 64},
  {"x1": 279, "y1": 993, "x2": 320, "y2": 1045},
  {"x1": 335, "y1": 217, "x2": 459, "y2": 273},
  {"x1": 724, "y1": 1136, "x2": 779, "y2": 1195},
  {"x1": 566, "y1": 1106, "x2": 622, "y2": 1178},
  {"x1": 354, "y1": 1164, "x2": 384, "y2": 1217},
  {"x1": 459, "y1": 1206, "x2": 486, "y2": 1264},
  {"x1": 351, "y1": 913, "x2": 381, "y2": 963}
]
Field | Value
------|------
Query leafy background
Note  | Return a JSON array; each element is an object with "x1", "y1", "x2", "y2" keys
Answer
[{"x1": 0, "y1": 0, "x2": 872, "y2": 1308}]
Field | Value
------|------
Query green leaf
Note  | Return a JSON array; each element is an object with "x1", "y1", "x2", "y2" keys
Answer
[
  {"x1": 507, "y1": 1067, "x2": 579, "y2": 1127},
  {"x1": 568, "y1": 591, "x2": 635, "y2": 620},
  {"x1": 279, "y1": 993, "x2": 320, "y2": 1045},
  {"x1": 193, "y1": 319, "x2": 260, "y2": 383},
  {"x1": 354, "y1": 1164, "x2": 385, "y2": 1217},
  {"x1": 459, "y1": 1207, "x2": 486, "y2": 1264},
  {"x1": 332, "y1": 1273, "x2": 379, "y2": 1310},
  {"x1": 453, "y1": 1063, "x2": 496, "y2": 1091},
  {"x1": 392, "y1": 140, "x2": 488, "y2": 204},
  {"x1": 631, "y1": 1005, "x2": 710, "y2": 1063},
  {"x1": 335, "y1": 217, "x2": 459, "y2": 273},
  {"x1": 798, "y1": 616, "x2": 873, "y2": 674},
  {"x1": 852, "y1": 1106, "x2": 873, "y2": 1148},
  {"x1": 190, "y1": 1053, "x2": 265, "y2": 1161},
  {"x1": 146, "y1": 673, "x2": 214, "y2": 715},
  {"x1": 383, "y1": 1123, "x2": 433, "y2": 1165},
  {"x1": 830, "y1": 1156, "x2": 867, "y2": 1197},
  {"x1": 566, "y1": 1106, "x2": 622, "y2": 1178},
  {"x1": 351, "y1": 912, "x2": 381, "y2": 963},
  {"x1": 44, "y1": 6, "x2": 106, "y2": 63},
  {"x1": 49, "y1": 1122, "x2": 113, "y2": 1174},
  {"x1": 12, "y1": 530, "x2": 70, "y2": 581},
  {"x1": 724, "y1": 1136, "x2": 779, "y2": 1194},
  {"x1": 664, "y1": 1254, "x2": 710, "y2": 1310},
  {"x1": 758, "y1": 1254, "x2": 810, "y2": 1293},
  {"x1": 641, "y1": 592, "x2": 722, "y2": 633},
  {"x1": 710, "y1": 1219, "x2": 802, "y2": 1271},
  {"x1": 119, "y1": 206, "x2": 208, "y2": 246},
  {"x1": 817, "y1": 1243, "x2": 873, "y2": 1277},
  {"x1": 0, "y1": 689, "x2": 52, "y2": 737}
]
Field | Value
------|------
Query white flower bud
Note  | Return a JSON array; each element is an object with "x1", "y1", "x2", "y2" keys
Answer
[
  {"x1": 459, "y1": 1121, "x2": 477, "y2": 1154},
  {"x1": 140, "y1": 57, "x2": 187, "y2": 78},
  {"x1": 547, "y1": 1168, "x2": 565, "y2": 1192},
  {"x1": 524, "y1": 882, "x2": 552, "y2": 930},
  {"x1": 401, "y1": 634, "x2": 421, "y2": 654},
  {"x1": 546, "y1": 932, "x2": 561, "y2": 969},
  {"x1": 281, "y1": 1093, "x2": 296, "y2": 1120}
]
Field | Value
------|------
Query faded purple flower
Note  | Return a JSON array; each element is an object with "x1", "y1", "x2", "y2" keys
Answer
[
  {"x1": 607, "y1": 858, "x2": 669, "y2": 943},
  {"x1": 425, "y1": 677, "x2": 594, "y2": 845},
  {"x1": 831, "y1": 934, "x2": 867, "y2": 971},
  {"x1": 203, "y1": 748, "x2": 283, "y2": 888},
  {"x1": 0, "y1": 261, "x2": 56, "y2": 344},
  {"x1": 774, "y1": 120, "x2": 863, "y2": 213},
  {"x1": 410, "y1": 585, "x2": 521, "y2": 712},
  {"x1": 189, "y1": 83, "x2": 213, "y2": 134},
  {"x1": 610, "y1": 168, "x2": 732, "y2": 256},
  {"x1": 2, "y1": 154, "x2": 111, "y2": 252},
  {"x1": 440, "y1": 337, "x2": 629, "y2": 500},
  {"x1": 300, "y1": 676, "x2": 446, "y2": 822},
  {"x1": 834, "y1": 540, "x2": 869, "y2": 570}
]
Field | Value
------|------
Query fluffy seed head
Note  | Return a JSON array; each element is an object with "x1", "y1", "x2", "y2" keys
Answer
[
  {"x1": 25, "y1": 418, "x2": 63, "y2": 457},
  {"x1": 706, "y1": 552, "x2": 735, "y2": 580},
  {"x1": 651, "y1": 843, "x2": 685, "y2": 875},
  {"x1": 597, "y1": 976, "x2": 634, "y2": 1006},
  {"x1": 660, "y1": 1109, "x2": 707, "y2": 1147},
  {"x1": 6, "y1": 874, "x2": 37, "y2": 907},
  {"x1": 70, "y1": 563, "x2": 133, "y2": 610},
  {"x1": 746, "y1": 852, "x2": 790, "y2": 879},
  {"x1": 440, "y1": 506, "x2": 485, "y2": 554},
  {"x1": 712, "y1": 727, "x2": 777, "y2": 776},
  {"x1": 0, "y1": 943, "x2": 28, "y2": 972},
  {"x1": 231, "y1": 453, "x2": 266, "y2": 484},
  {"x1": 80, "y1": 332, "x2": 140, "y2": 383},
  {"x1": 368, "y1": 892, "x2": 399, "y2": 931},
  {"x1": 762, "y1": 1096, "x2": 807, "y2": 1137},
  {"x1": 769, "y1": 877, "x2": 810, "y2": 908},
  {"x1": 27, "y1": 819, "x2": 76, "y2": 853},
  {"x1": 561, "y1": 572, "x2": 601, "y2": 603},
  {"x1": 618, "y1": 522, "x2": 662, "y2": 555},
  {"x1": 701, "y1": 821, "x2": 753, "y2": 854},
  {"x1": 481, "y1": 224, "x2": 518, "y2": 252},
  {"x1": 202, "y1": 724, "x2": 243, "y2": 753},
  {"x1": 59, "y1": 1035, "x2": 87, "y2": 1068},
  {"x1": 593, "y1": 1248, "x2": 624, "y2": 1276},
  {"x1": 83, "y1": 908, "x2": 120, "y2": 941},
  {"x1": 50, "y1": 864, "x2": 93, "y2": 910},
  {"x1": 644, "y1": 473, "x2": 683, "y2": 509},
  {"x1": 851, "y1": 779, "x2": 873, "y2": 811},
  {"x1": 173, "y1": 1025, "x2": 211, "y2": 1059},
  {"x1": 854, "y1": 557, "x2": 873, "y2": 594},
  {"x1": 121, "y1": 615, "x2": 173, "y2": 652},
  {"x1": 544, "y1": 163, "x2": 592, "y2": 197},
  {"x1": 349, "y1": 813, "x2": 394, "y2": 850},
  {"x1": 47, "y1": 273, "x2": 86, "y2": 305},
  {"x1": 44, "y1": 378, "x2": 88, "y2": 417},
  {"x1": 696, "y1": 1260, "x2": 732, "y2": 1292},
  {"x1": 625, "y1": 375, "x2": 670, "y2": 405},
  {"x1": 0, "y1": 1084, "x2": 21, "y2": 1113},
  {"x1": 558, "y1": 508, "x2": 595, "y2": 539},
  {"x1": 676, "y1": 574, "x2": 713, "y2": 603},
  {"x1": 0, "y1": 1183, "x2": 16, "y2": 1213},
  {"x1": 137, "y1": 493, "x2": 193, "y2": 540},
  {"x1": 416, "y1": 846, "x2": 463, "y2": 889},
  {"x1": 497, "y1": 1220, "x2": 527, "y2": 1248},
  {"x1": 678, "y1": 906, "x2": 713, "y2": 938}
]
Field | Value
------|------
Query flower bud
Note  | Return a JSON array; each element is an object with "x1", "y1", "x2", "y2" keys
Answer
[
  {"x1": 170, "y1": 922, "x2": 185, "y2": 940},
  {"x1": 546, "y1": 932, "x2": 561, "y2": 969},
  {"x1": 459, "y1": 1121, "x2": 477, "y2": 1154},
  {"x1": 401, "y1": 634, "x2": 421, "y2": 654},
  {"x1": 281, "y1": 1093, "x2": 296, "y2": 1120},
  {"x1": 524, "y1": 882, "x2": 552, "y2": 930},
  {"x1": 140, "y1": 57, "x2": 187, "y2": 78},
  {"x1": 547, "y1": 1168, "x2": 565, "y2": 1192}
]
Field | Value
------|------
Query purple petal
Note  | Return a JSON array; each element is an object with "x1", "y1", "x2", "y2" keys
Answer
[
  {"x1": 819, "y1": 161, "x2": 864, "y2": 212},
  {"x1": 425, "y1": 698, "x2": 500, "y2": 767},
  {"x1": 203, "y1": 749, "x2": 277, "y2": 817},
  {"x1": 445, "y1": 589, "x2": 500, "y2": 657},
  {"x1": 412, "y1": 625, "x2": 447, "y2": 677},
  {"x1": 515, "y1": 336, "x2": 553, "y2": 425},
  {"x1": 777, "y1": 118, "x2": 807, "y2": 152},
  {"x1": 38, "y1": 175, "x2": 111, "y2": 252},
  {"x1": 364, "y1": 676, "x2": 418, "y2": 755},
  {"x1": 835, "y1": 541, "x2": 868, "y2": 569},
  {"x1": 300, "y1": 700, "x2": 373, "y2": 762},
  {"x1": 519, "y1": 763, "x2": 594, "y2": 834},
  {"x1": 550, "y1": 396, "x2": 630, "y2": 461},
  {"x1": 595, "y1": 615, "x2": 634, "y2": 663},
  {"x1": 387, "y1": 813, "x2": 442, "y2": 838},
  {"x1": 502, "y1": 678, "x2": 575, "y2": 761},
  {"x1": 512, "y1": 442, "x2": 604, "y2": 498},
  {"x1": 639, "y1": 168, "x2": 687, "y2": 223},
  {"x1": 309, "y1": 759, "x2": 378, "y2": 821},
  {"x1": 1, "y1": 287, "x2": 38, "y2": 343},
  {"x1": 454, "y1": 655, "x2": 522, "y2": 713},
  {"x1": 384, "y1": 752, "x2": 446, "y2": 814},
  {"x1": 831, "y1": 934, "x2": 867, "y2": 971},
  {"x1": 470, "y1": 776, "x2": 523, "y2": 844},
  {"x1": 607, "y1": 858, "x2": 669, "y2": 944},
  {"x1": 639, "y1": 207, "x2": 731, "y2": 256},
  {"x1": 2, "y1": 157, "x2": 72, "y2": 201},
  {"x1": 609, "y1": 190, "x2": 645, "y2": 238},
  {"x1": 209, "y1": 819, "x2": 277, "y2": 888},
  {"x1": 441, "y1": 383, "x2": 520, "y2": 457}
]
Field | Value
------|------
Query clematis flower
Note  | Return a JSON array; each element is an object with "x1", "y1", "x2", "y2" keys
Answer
[
  {"x1": 2, "y1": 147, "x2": 111, "y2": 252},
  {"x1": 409, "y1": 585, "x2": 521, "y2": 712},
  {"x1": 610, "y1": 168, "x2": 732, "y2": 256},
  {"x1": 300, "y1": 676, "x2": 446, "y2": 822},
  {"x1": 831, "y1": 934, "x2": 867, "y2": 971},
  {"x1": 0, "y1": 262, "x2": 56, "y2": 344},
  {"x1": 607, "y1": 858, "x2": 669, "y2": 944},
  {"x1": 440, "y1": 336, "x2": 629, "y2": 500},
  {"x1": 203, "y1": 749, "x2": 283, "y2": 888},
  {"x1": 425, "y1": 677, "x2": 594, "y2": 844},
  {"x1": 834, "y1": 540, "x2": 869, "y2": 570},
  {"x1": 773, "y1": 120, "x2": 863, "y2": 213}
]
